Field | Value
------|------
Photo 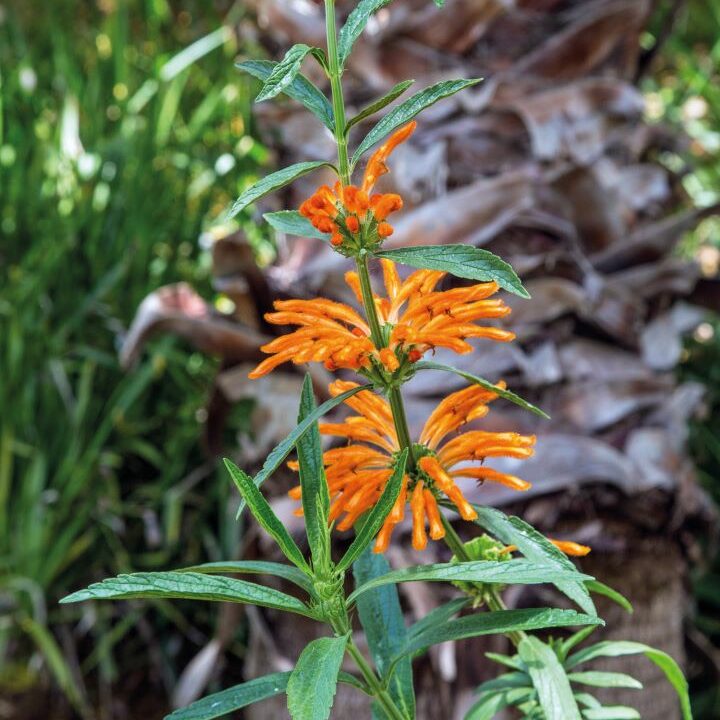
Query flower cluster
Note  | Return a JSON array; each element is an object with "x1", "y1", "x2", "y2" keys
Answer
[
  {"x1": 248, "y1": 259, "x2": 514, "y2": 380},
  {"x1": 299, "y1": 122, "x2": 415, "y2": 252},
  {"x1": 289, "y1": 380, "x2": 537, "y2": 552}
]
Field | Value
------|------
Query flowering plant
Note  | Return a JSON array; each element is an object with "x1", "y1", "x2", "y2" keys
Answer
[{"x1": 63, "y1": 2, "x2": 693, "y2": 719}]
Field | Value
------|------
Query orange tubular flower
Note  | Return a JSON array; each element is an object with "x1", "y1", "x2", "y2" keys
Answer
[
  {"x1": 248, "y1": 259, "x2": 514, "y2": 379},
  {"x1": 503, "y1": 539, "x2": 591, "y2": 557},
  {"x1": 289, "y1": 380, "x2": 536, "y2": 553},
  {"x1": 299, "y1": 122, "x2": 416, "y2": 252}
]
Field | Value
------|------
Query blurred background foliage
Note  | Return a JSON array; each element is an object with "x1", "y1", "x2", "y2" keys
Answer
[{"x1": 0, "y1": 0, "x2": 718, "y2": 718}]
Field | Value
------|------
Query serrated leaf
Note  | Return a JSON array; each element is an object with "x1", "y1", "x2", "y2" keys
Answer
[
  {"x1": 337, "y1": 449, "x2": 407, "y2": 572},
  {"x1": 296, "y1": 375, "x2": 331, "y2": 570},
  {"x1": 519, "y1": 636, "x2": 582, "y2": 720},
  {"x1": 348, "y1": 559, "x2": 591, "y2": 604},
  {"x1": 226, "y1": 161, "x2": 333, "y2": 220},
  {"x1": 566, "y1": 642, "x2": 691, "y2": 720},
  {"x1": 164, "y1": 672, "x2": 291, "y2": 720},
  {"x1": 375, "y1": 244, "x2": 528, "y2": 298},
  {"x1": 568, "y1": 672, "x2": 642, "y2": 689},
  {"x1": 346, "y1": 80, "x2": 415, "y2": 131},
  {"x1": 287, "y1": 635, "x2": 348, "y2": 720},
  {"x1": 264, "y1": 210, "x2": 330, "y2": 241},
  {"x1": 351, "y1": 79, "x2": 482, "y2": 165},
  {"x1": 338, "y1": 0, "x2": 393, "y2": 67},
  {"x1": 414, "y1": 361, "x2": 548, "y2": 417},
  {"x1": 60, "y1": 571, "x2": 313, "y2": 616},
  {"x1": 255, "y1": 45, "x2": 318, "y2": 102},
  {"x1": 238, "y1": 384, "x2": 373, "y2": 516},
  {"x1": 237, "y1": 60, "x2": 334, "y2": 129},
  {"x1": 583, "y1": 708, "x2": 641, "y2": 720},
  {"x1": 407, "y1": 597, "x2": 468, "y2": 640},
  {"x1": 471, "y1": 506, "x2": 595, "y2": 615},
  {"x1": 404, "y1": 609, "x2": 602, "y2": 658},
  {"x1": 353, "y1": 548, "x2": 415, "y2": 719},
  {"x1": 585, "y1": 580, "x2": 633, "y2": 613},
  {"x1": 225, "y1": 460, "x2": 311, "y2": 574},
  {"x1": 178, "y1": 560, "x2": 313, "y2": 593}
]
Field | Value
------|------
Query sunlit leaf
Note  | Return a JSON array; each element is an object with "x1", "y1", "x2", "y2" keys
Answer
[
  {"x1": 178, "y1": 560, "x2": 313, "y2": 593},
  {"x1": 568, "y1": 671, "x2": 642, "y2": 689},
  {"x1": 255, "y1": 45, "x2": 323, "y2": 103},
  {"x1": 264, "y1": 210, "x2": 330, "y2": 241},
  {"x1": 338, "y1": 0, "x2": 393, "y2": 67},
  {"x1": 346, "y1": 80, "x2": 415, "y2": 131}
]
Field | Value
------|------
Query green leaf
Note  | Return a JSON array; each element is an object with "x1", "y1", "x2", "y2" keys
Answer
[
  {"x1": 60, "y1": 571, "x2": 313, "y2": 616},
  {"x1": 568, "y1": 672, "x2": 642, "y2": 689},
  {"x1": 349, "y1": 559, "x2": 591, "y2": 604},
  {"x1": 471, "y1": 506, "x2": 595, "y2": 615},
  {"x1": 407, "y1": 597, "x2": 468, "y2": 640},
  {"x1": 414, "y1": 361, "x2": 548, "y2": 418},
  {"x1": 226, "y1": 161, "x2": 333, "y2": 220},
  {"x1": 475, "y1": 672, "x2": 531, "y2": 693},
  {"x1": 239, "y1": 384, "x2": 373, "y2": 516},
  {"x1": 164, "y1": 672, "x2": 291, "y2": 720},
  {"x1": 346, "y1": 80, "x2": 415, "y2": 131},
  {"x1": 519, "y1": 636, "x2": 582, "y2": 720},
  {"x1": 433, "y1": 0, "x2": 446, "y2": 6},
  {"x1": 585, "y1": 580, "x2": 633, "y2": 613},
  {"x1": 465, "y1": 692, "x2": 517, "y2": 720},
  {"x1": 583, "y1": 708, "x2": 640, "y2": 720},
  {"x1": 264, "y1": 210, "x2": 330, "y2": 241},
  {"x1": 296, "y1": 375, "x2": 331, "y2": 570},
  {"x1": 287, "y1": 635, "x2": 348, "y2": 720},
  {"x1": 558, "y1": 627, "x2": 599, "y2": 661},
  {"x1": 353, "y1": 548, "x2": 415, "y2": 720},
  {"x1": 351, "y1": 79, "x2": 482, "y2": 165},
  {"x1": 375, "y1": 244, "x2": 529, "y2": 298},
  {"x1": 337, "y1": 449, "x2": 408, "y2": 573},
  {"x1": 485, "y1": 651, "x2": 525, "y2": 672},
  {"x1": 566, "y1": 642, "x2": 691, "y2": 720},
  {"x1": 575, "y1": 693, "x2": 602, "y2": 709},
  {"x1": 178, "y1": 560, "x2": 313, "y2": 593},
  {"x1": 255, "y1": 45, "x2": 319, "y2": 102},
  {"x1": 338, "y1": 0, "x2": 393, "y2": 67},
  {"x1": 224, "y1": 459, "x2": 311, "y2": 574},
  {"x1": 405, "y1": 609, "x2": 603, "y2": 658},
  {"x1": 161, "y1": 26, "x2": 232, "y2": 82},
  {"x1": 237, "y1": 59, "x2": 334, "y2": 130}
]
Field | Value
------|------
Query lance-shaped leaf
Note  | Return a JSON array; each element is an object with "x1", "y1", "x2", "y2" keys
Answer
[
  {"x1": 337, "y1": 448, "x2": 408, "y2": 572},
  {"x1": 226, "y1": 161, "x2": 333, "y2": 220},
  {"x1": 338, "y1": 0, "x2": 393, "y2": 67},
  {"x1": 413, "y1": 361, "x2": 549, "y2": 418},
  {"x1": 165, "y1": 672, "x2": 291, "y2": 720},
  {"x1": 585, "y1": 580, "x2": 633, "y2": 613},
  {"x1": 237, "y1": 60, "x2": 334, "y2": 130},
  {"x1": 583, "y1": 708, "x2": 640, "y2": 719},
  {"x1": 470, "y1": 506, "x2": 596, "y2": 615},
  {"x1": 225, "y1": 459, "x2": 311, "y2": 575},
  {"x1": 60, "y1": 571, "x2": 313, "y2": 616},
  {"x1": 351, "y1": 78, "x2": 482, "y2": 165},
  {"x1": 264, "y1": 210, "x2": 330, "y2": 241},
  {"x1": 238, "y1": 383, "x2": 372, "y2": 516},
  {"x1": 353, "y1": 548, "x2": 415, "y2": 720},
  {"x1": 567, "y1": 671, "x2": 642, "y2": 689},
  {"x1": 346, "y1": 80, "x2": 415, "y2": 131},
  {"x1": 566, "y1": 641, "x2": 691, "y2": 720},
  {"x1": 466, "y1": 690, "x2": 531, "y2": 720},
  {"x1": 349, "y1": 559, "x2": 591, "y2": 604},
  {"x1": 287, "y1": 634, "x2": 348, "y2": 720},
  {"x1": 519, "y1": 636, "x2": 582, "y2": 720},
  {"x1": 296, "y1": 376, "x2": 331, "y2": 571},
  {"x1": 375, "y1": 244, "x2": 529, "y2": 298},
  {"x1": 178, "y1": 560, "x2": 313, "y2": 593},
  {"x1": 407, "y1": 597, "x2": 468, "y2": 640},
  {"x1": 255, "y1": 44, "x2": 325, "y2": 103},
  {"x1": 404, "y1": 608, "x2": 603, "y2": 658}
]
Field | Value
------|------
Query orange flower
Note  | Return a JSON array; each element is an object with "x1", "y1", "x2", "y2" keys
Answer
[
  {"x1": 248, "y1": 259, "x2": 514, "y2": 379},
  {"x1": 502, "y1": 539, "x2": 591, "y2": 557},
  {"x1": 299, "y1": 122, "x2": 416, "y2": 250},
  {"x1": 289, "y1": 380, "x2": 536, "y2": 553}
]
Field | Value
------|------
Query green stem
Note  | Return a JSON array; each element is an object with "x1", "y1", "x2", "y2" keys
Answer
[
  {"x1": 355, "y1": 253, "x2": 384, "y2": 347},
  {"x1": 387, "y1": 386, "x2": 415, "y2": 469},
  {"x1": 324, "y1": 0, "x2": 350, "y2": 185}
]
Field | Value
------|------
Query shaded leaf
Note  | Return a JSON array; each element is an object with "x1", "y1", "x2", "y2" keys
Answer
[
  {"x1": 165, "y1": 672, "x2": 291, "y2": 720},
  {"x1": 351, "y1": 79, "x2": 482, "y2": 165},
  {"x1": 347, "y1": 81, "x2": 415, "y2": 131},
  {"x1": 337, "y1": 449, "x2": 408, "y2": 572},
  {"x1": 407, "y1": 597, "x2": 468, "y2": 640},
  {"x1": 585, "y1": 580, "x2": 633, "y2": 613},
  {"x1": 264, "y1": 210, "x2": 330, "y2": 241},
  {"x1": 178, "y1": 560, "x2": 313, "y2": 593},
  {"x1": 60, "y1": 571, "x2": 313, "y2": 616},
  {"x1": 375, "y1": 244, "x2": 529, "y2": 298},
  {"x1": 287, "y1": 635, "x2": 348, "y2": 720},
  {"x1": 255, "y1": 45, "x2": 320, "y2": 103},
  {"x1": 225, "y1": 459, "x2": 311, "y2": 574},
  {"x1": 519, "y1": 636, "x2": 582, "y2": 720},
  {"x1": 338, "y1": 0, "x2": 393, "y2": 67},
  {"x1": 415, "y1": 361, "x2": 549, "y2": 418},
  {"x1": 237, "y1": 60, "x2": 334, "y2": 130},
  {"x1": 226, "y1": 161, "x2": 333, "y2": 220}
]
